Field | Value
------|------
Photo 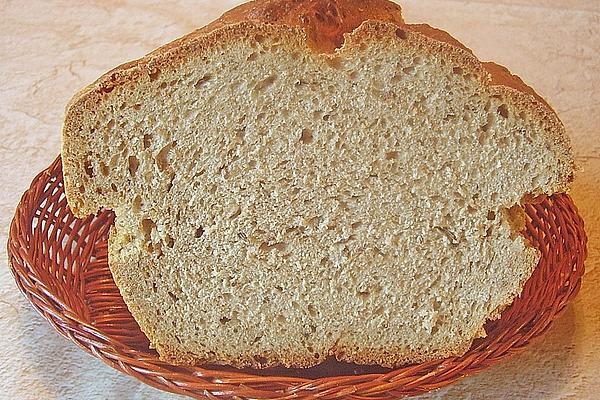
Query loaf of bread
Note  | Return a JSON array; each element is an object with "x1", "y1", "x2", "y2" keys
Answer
[{"x1": 61, "y1": 0, "x2": 574, "y2": 368}]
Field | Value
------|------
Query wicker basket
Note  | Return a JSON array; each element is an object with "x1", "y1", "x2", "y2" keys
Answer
[{"x1": 8, "y1": 156, "x2": 587, "y2": 399}]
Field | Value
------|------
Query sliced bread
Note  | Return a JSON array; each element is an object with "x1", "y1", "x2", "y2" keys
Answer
[{"x1": 61, "y1": 0, "x2": 574, "y2": 368}]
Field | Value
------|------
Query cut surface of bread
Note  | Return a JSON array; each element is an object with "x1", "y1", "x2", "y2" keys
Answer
[{"x1": 61, "y1": 0, "x2": 574, "y2": 368}]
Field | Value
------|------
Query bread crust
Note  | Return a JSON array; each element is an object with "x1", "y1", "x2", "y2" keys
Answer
[{"x1": 63, "y1": 0, "x2": 574, "y2": 369}]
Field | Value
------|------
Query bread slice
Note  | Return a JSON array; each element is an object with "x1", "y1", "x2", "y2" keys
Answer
[{"x1": 61, "y1": 0, "x2": 574, "y2": 368}]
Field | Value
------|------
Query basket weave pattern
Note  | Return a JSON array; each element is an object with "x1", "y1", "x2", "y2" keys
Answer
[{"x1": 8, "y1": 157, "x2": 587, "y2": 399}]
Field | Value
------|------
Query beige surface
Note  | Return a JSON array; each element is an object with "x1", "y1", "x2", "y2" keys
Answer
[{"x1": 0, "y1": 0, "x2": 598, "y2": 399}]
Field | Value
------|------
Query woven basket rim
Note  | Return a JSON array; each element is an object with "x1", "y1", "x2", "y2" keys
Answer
[{"x1": 7, "y1": 156, "x2": 588, "y2": 399}]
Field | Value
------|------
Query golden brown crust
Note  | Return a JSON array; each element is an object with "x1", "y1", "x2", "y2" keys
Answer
[
  {"x1": 483, "y1": 61, "x2": 551, "y2": 109},
  {"x1": 217, "y1": 0, "x2": 404, "y2": 52},
  {"x1": 407, "y1": 23, "x2": 472, "y2": 54},
  {"x1": 63, "y1": 0, "x2": 575, "y2": 369}
]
